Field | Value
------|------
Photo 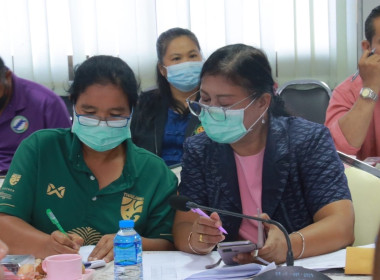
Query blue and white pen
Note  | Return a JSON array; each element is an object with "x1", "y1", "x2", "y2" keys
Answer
[{"x1": 83, "y1": 260, "x2": 106, "y2": 269}]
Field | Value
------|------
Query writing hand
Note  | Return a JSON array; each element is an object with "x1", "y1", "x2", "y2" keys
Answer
[
  {"x1": 190, "y1": 212, "x2": 225, "y2": 254},
  {"x1": 44, "y1": 231, "x2": 84, "y2": 256}
]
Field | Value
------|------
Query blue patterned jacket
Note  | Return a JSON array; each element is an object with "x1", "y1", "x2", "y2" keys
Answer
[{"x1": 178, "y1": 115, "x2": 351, "y2": 241}]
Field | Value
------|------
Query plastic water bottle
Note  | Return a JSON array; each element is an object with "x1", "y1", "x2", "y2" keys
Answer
[{"x1": 114, "y1": 220, "x2": 143, "y2": 280}]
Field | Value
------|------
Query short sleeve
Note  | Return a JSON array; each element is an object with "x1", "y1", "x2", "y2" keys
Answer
[
  {"x1": 0, "y1": 135, "x2": 39, "y2": 221},
  {"x1": 325, "y1": 77, "x2": 361, "y2": 155},
  {"x1": 139, "y1": 162, "x2": 178, "y2": 242}
]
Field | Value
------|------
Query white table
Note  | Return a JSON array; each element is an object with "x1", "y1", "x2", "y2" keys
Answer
[{"x1": 92, "y1": 251, "x2": 372, "y2": 280}]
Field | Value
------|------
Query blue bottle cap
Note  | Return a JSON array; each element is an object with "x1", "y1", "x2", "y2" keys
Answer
[{"x1": 119, "y1": 219, "x2": 134, "y2": 228}]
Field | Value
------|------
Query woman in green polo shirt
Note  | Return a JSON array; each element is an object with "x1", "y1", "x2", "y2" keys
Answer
[{"x1": 0, "y1": 56, "x2": 178, "y2": 262}]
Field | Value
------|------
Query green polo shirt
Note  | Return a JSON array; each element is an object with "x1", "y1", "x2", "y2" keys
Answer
[{"x1": 0, "y1": 128, "x2": 177, "y2": 245}]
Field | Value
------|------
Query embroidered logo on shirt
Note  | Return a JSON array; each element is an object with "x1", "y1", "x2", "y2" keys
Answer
[
  {"x1": 10, "y1": 116, "x2": 29, "y2": 134},
  {"x1": 9, "y1": 174, "x2": 21, "y2": 186},
  {"x1": 193, "y1": 124, "x2": 204, "y2": 135},
  {"x1": 69, "y1": 227, "x2": 102, "y2": 246},
  {"x1": 47, "y1": 183, "x2": 65, "y2": 198},
  {"x1": 121, "y1": 193, "x2": 144, "y2": 222}
]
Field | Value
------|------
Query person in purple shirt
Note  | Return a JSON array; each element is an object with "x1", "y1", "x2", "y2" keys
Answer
[{"x1": 0, "y1": 57, "x2": 71, "y2": 176}]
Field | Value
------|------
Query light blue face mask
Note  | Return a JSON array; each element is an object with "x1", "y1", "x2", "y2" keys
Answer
[
  {"x1": 166, "y1": 61, "x2": 203, "y2": 92},
  {"x1": 199, "y1": 100, "x2": 268, "y2": 144},
  {"x1": 71, "y1": 115, "x2": 131, "y2": 152}
]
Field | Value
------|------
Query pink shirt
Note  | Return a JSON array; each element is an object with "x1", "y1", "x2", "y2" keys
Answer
[
  {"x1": 234, "y1": 148, "x2": 265, "y2": 244},
  {"x1": 325, "y1": 75, "x2": 380, "y2": 160}
]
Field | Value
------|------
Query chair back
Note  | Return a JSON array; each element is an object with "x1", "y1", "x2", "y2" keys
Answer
[
  {"x1": 276, "y1": 79, "x2": 332, "y2": 124},
  {"x1": 345, "y1": 167, "x2": 380, "y2": 246},
  {"x1": 169, "y1": 163, "x2": 182, "y2": 183}
]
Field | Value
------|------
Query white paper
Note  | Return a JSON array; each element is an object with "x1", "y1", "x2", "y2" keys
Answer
[
  {"x1": 80, "y1": 245, "x2": 96, "y2": 262},
  {"x1": 292, "y1": 243, "x2": 375, "y2": 271},
  {"x1": 184, "y1": 263, "x2": 266, "y2": 279}
]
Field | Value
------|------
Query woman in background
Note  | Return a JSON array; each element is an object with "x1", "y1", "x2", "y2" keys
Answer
[
  {"x1": 173, "y1": 44, "x2": 354, "y2": 264},
  {"x1": 131, "y1": 27, "x2": 203, "y2": 167}
]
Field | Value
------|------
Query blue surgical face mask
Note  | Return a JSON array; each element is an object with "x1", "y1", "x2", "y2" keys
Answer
[
  {"x1": 165, "y1": 61, "x2": 203, "y2": 92},
  {"x1": 199, "y1": 99, "x2": 268, "y2": 144},
  {"x1": 71, "y1": 114, "x2": 132, "y2": 152}
]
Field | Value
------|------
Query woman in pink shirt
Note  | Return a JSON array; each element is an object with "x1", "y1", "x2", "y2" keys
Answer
[{"x1": 172, "y1": 44, "x2": 354, "y2": 265}]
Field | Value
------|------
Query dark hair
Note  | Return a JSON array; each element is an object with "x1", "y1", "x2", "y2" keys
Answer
[
  {"x1": 365, "y1": 5, "x2": 380, "y2": 42},
  {"x1": 155, "y1": 27, "x2": 201, "y2": 114},
  {"x1": 200, "y1": 44, "x2": 288, "y2": 117},
  {"x1": 68, "y1": 55, "x2": 138, "y2": 110}
]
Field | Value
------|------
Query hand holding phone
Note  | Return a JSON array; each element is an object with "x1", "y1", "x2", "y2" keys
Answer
[
  {"x1": 217, "y1": 240, "x2": 259, "y2": 265},
  {"x1": 217, "y1": 208, "x2": 265, "y2": 265}
]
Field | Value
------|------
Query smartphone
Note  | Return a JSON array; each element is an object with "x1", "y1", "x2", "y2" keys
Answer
[
  {"x1": 217, "y1": 240, "x2": 259, "y2": 265},
  {"x1": 217, "y1": 208, "x2": 265, "y2": 265}
]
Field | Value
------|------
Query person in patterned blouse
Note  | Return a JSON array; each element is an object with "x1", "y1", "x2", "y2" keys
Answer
[{"x1": 172, "y1": 44, "x2": 354, "y2": 264}]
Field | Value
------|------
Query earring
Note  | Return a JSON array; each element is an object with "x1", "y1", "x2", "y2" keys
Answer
[{"x1": 262, "y1": 118, "x2": 265, "y2": 124}]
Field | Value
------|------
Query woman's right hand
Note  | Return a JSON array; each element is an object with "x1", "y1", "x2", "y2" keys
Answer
[
  {"x1": 44, "y1": 231, "x2": 84, "y2": 256},
  {"x1": 189, "y1": 212, "x2": 225, "y2": 254}
]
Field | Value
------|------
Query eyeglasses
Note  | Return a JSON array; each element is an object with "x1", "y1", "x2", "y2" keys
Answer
[
  {"x1": 74, "y1": 109, "x2": 132, "y2": 128},
  {"x1": 186, "y1": 90, "x2": 256, "y2": 121}
]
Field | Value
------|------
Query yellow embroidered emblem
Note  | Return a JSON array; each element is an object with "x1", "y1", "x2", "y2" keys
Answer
[
  {"x1": 9, "y1": 174, "x2": 21, "y2": 186},
  {"x1": 195, "y1": 125, "x2": 204, "y2": 134},
  {"x1": 69, "y1": 227, "x2": 102, "y2": 246},
  {"x1": 47, "y1": 183, "x2": 65, "y2": 198},
  {"x1": 121, "y1": 193, "x2": 144, "y2": 222}
]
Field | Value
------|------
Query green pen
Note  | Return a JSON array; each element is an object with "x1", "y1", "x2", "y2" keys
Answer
[{"x1": 46, "y1": 208, "x2": 67, "y2": 235}]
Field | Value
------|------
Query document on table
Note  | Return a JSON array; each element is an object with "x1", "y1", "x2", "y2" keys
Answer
[
  {"x1": 142, "y1": 251, "x2": 276, "y2": 280},
  {"x1": 143, "y1": 251, "x2": 223, "y2": 279},
  {"x1": 185, "y1": 262, "x2": 276, "y2": 280},
  {"x1": 292, "y1": 243, "x2": 375, "y2": 271},
  {"x1": 80, "y1": 245, "x2": 96, "y2": 262},
  {"x1": 79, "y1": 245, "x2": 106, "y2": 269}
]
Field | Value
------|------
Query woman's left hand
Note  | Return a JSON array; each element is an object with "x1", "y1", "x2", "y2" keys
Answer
[
  {"x1": 88, "y1": 234, "x2": 116, "y2": 263},
  {"x1": 233, "y1": 213, "x2": 288, "y2": 265},
  {"x1": 257, "y1": 213, "x2": 288, "y2": 264}
]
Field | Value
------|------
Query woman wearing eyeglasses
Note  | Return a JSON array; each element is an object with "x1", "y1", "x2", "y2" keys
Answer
[
  {"x1": 131, "y1": 27, "x2": 203, "y2": 167},
  {"x1": 172, "y1": 44, "x2": 354, "y2": 264},
  {"x1": 0, "y1": 55, "x2": 177, "y2": 260}
]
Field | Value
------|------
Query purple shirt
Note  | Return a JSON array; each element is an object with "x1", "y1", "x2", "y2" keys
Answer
[{"x1": 0, "y1": 73, "x2": 71, "y2": 175}]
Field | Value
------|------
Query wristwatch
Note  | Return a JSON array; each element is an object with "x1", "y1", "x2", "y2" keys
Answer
[{"x1": 360, "y1": 87, "x2": 378, "y2": 102}]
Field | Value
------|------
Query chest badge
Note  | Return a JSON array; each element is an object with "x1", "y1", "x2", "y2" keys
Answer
[
  {"x1": 9, "y1": 174, "x2": 21, "y2": 186},
  {"x1": 121, "y1": 193, "x2": 144, "y2": 222},
  {"x1": 10, "y1": 116, "x2": 29, "y2": 133},
  {"x1": 47, "y1": 183, "x2": 66, "y2": 198}
]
